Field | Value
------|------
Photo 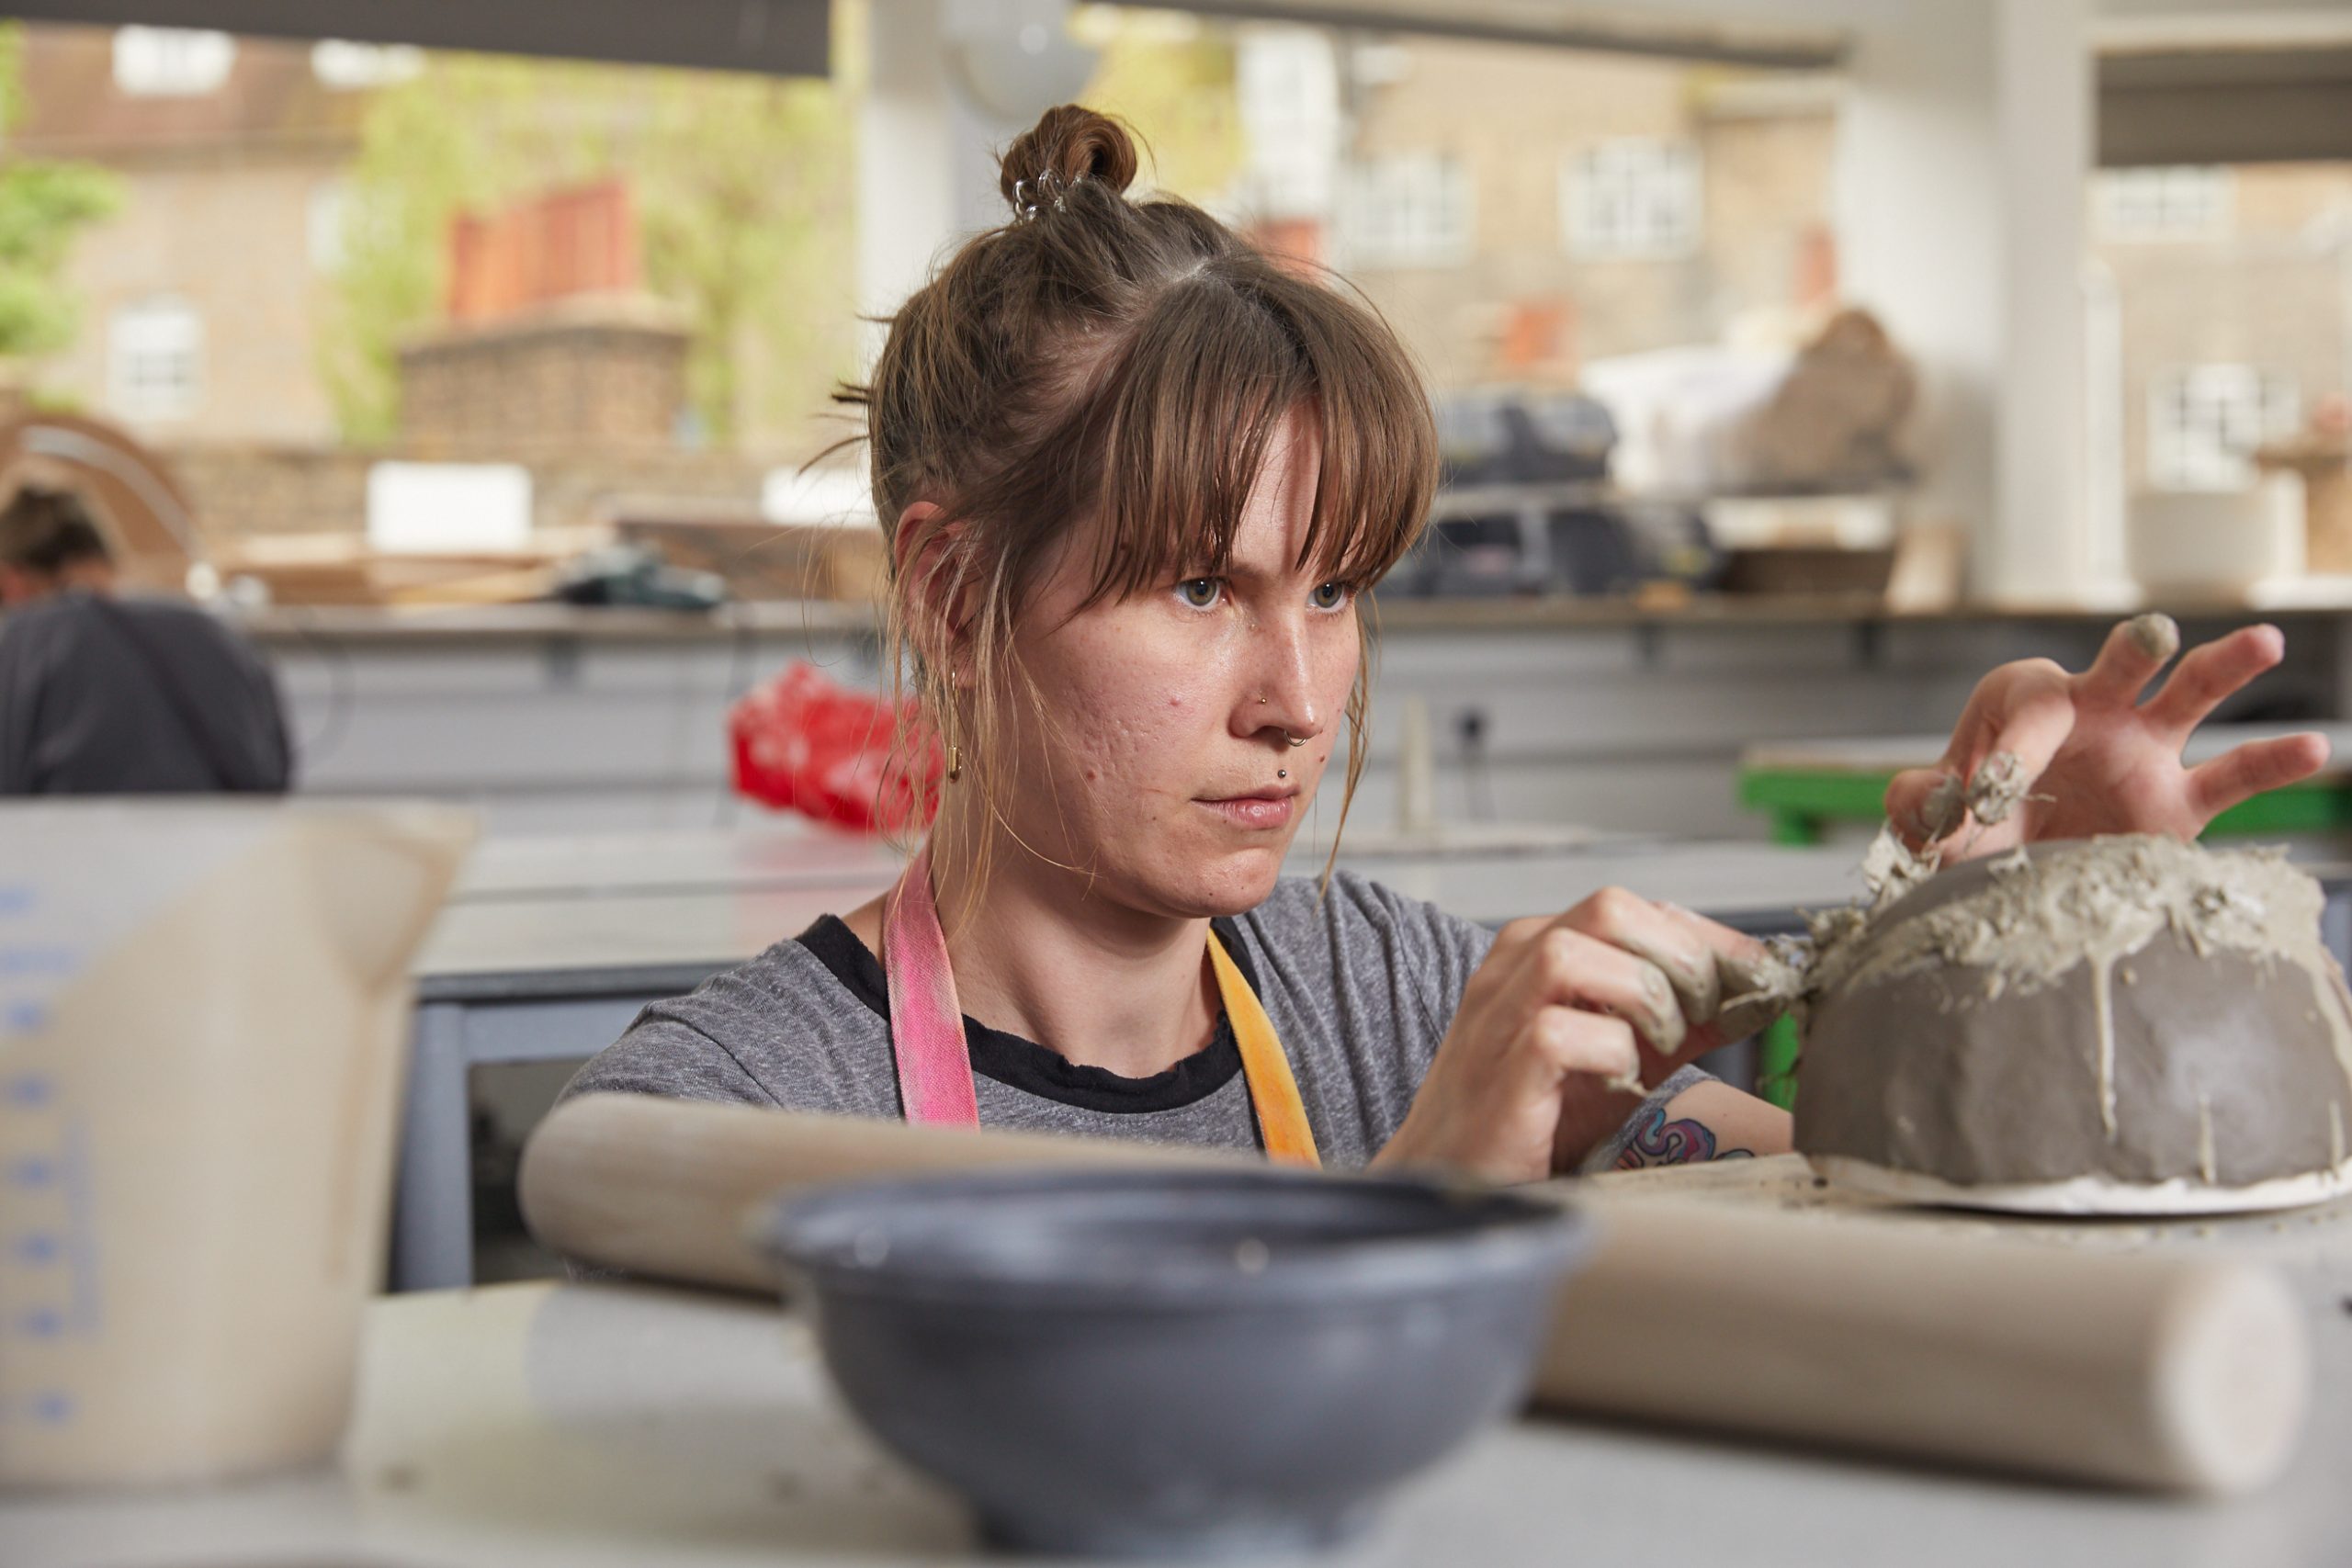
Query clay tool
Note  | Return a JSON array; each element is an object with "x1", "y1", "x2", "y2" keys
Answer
[{"x1": 521, "y1": 1093, "x2": 2312, "y2": 1497}]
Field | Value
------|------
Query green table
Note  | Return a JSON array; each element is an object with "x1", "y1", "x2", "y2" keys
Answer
[
  {"x1": 1736, "y1": 724, "x2": 2352, "y2": 1107},
  {"x1": 1739, "y1": 724, "x2": 2352, "y2": 847}
]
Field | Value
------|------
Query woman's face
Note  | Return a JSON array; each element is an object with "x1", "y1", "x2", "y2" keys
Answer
[{"x1": 983, "y1": 412, "x2": 1359, "y2": 919}]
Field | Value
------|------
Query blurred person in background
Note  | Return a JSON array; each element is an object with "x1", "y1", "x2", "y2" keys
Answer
[{"x1": 0, "y1": 485, "x2": 291, "y2": 795}]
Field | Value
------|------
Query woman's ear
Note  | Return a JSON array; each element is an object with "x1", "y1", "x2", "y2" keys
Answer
[
  {"x1": 892, "y1": 502, "x2": 975, "y2": 674},
  {"x1": 888, "y1": 500, "x2": 942, "y2": 581}
]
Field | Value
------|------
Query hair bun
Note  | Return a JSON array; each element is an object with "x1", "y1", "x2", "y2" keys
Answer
[{"x1": 999, "y1": 105, "x2": 1139, "y2": 212}]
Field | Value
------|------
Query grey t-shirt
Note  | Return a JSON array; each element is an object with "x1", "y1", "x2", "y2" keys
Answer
[
  {"x1": 564, "y1": 868, "x2": 1704, "y2": 1171},
  {"x1": 0, "y1": 590, "x2": 292, "y2": 795}
]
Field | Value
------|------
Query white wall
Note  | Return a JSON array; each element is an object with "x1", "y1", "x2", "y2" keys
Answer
[{"x1": 257, "y1": 613, "x2": 2343, "y2": 840}]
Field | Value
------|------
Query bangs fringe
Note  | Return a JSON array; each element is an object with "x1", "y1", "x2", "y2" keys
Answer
[{"x1": 1038, "y1": 265, "x2": 1439, "y2": 610}]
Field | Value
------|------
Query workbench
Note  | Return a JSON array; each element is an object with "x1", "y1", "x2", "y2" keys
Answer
[
  {"x1": 397, "y1": 831, "x2": 906, "y2": 1293},
  {"x1": 14, "y1": 1157, "x2": 2352, "y2": 1566},
  {"x1": 394, "y1": 830, "x2": 2352, "y2": 1293},
  {"x1": 394, "y1": 833, "x2": 1886, "y2": 1292}
]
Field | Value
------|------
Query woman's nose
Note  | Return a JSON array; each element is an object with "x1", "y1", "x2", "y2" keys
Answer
[{"x1": 1240, "y1": 621, "x2": 1326, "y2": 744}]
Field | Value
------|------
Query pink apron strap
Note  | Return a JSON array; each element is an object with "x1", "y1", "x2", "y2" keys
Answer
[
  {"x1": 879, "y1": 844, "x2": 1320, "y2": 1165},
  {"x1": 881, "y1": 843, "x2": 983, "y2": 1128}
]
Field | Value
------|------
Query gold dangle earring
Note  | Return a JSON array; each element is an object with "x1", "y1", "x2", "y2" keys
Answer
[{"x1": 944, "y1": 669, "x2": 964, "y2": 784}]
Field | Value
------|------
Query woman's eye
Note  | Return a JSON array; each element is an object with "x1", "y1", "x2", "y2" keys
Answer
[
  {"x1": 1177, "y1": 577, "x2": 1223, "y2": 609},
  {"x1": 1309, "y1": 581, "x2": 1351, "y2": 610}
]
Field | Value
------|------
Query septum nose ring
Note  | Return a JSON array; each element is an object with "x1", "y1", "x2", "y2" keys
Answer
[{"x1": 1285, "y1": 735, "x2": 1306, "y2": 748}]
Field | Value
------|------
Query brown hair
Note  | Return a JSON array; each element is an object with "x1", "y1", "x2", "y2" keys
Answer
[
  {"x1": 0, "y1": 487, "x2": 112, "y2": 578},
  {"x1": 842, "y1": 106, "x2": 1439, "y2": 893}
]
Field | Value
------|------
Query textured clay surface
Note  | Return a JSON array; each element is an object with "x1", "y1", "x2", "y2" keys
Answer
[{"x1": 1794, "y1": 836, "x2": 2352, "y2": 1193}]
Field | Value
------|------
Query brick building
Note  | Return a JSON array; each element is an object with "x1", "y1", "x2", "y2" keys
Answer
[
  {"x1": 10, "y1": 25, "x2": 376, "y2": 446},
  {"x1": 6, "y1": 25, "x2": 775, "y2": 547},
  {"x1": 1235, "y1": 33, "x2": 1838, "y2": 393},
  {"x1": 9, "y1": 17, "x2": 2344, "y2": 552},
  {"x1": 1253, "y1": 27, "x2": 2348, "y2": 503},
  {"x1": 2090, "y1": 162, "x2": 2352, "y2": 496}
]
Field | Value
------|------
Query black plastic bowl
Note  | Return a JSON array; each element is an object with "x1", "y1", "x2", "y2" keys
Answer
[{"x1": 763, "y1": 1165, "x2": 1590, "y2": 1559}]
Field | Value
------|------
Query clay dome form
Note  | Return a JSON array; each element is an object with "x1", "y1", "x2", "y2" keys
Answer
[{"x1": 1795, "y1": 834, "x2": 2352, "y2": 1214}]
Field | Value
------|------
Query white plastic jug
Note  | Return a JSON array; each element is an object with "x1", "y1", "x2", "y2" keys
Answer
[{"x1": 0, "y1": 801, "x2": 476, "y2": 1489}]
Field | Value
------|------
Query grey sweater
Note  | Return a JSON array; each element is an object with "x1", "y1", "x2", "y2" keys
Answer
[{"x1": 562, "y1": 868, "x2": 1701, "y2": 1171}]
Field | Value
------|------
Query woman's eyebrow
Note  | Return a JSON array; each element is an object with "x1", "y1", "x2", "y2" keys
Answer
[{"x1": 1218, "y1": 554, "x2": 1351, "y2": 588}]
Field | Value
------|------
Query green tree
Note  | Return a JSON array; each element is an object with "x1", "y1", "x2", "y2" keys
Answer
[
  {"x1": 637, "y1": 67, "x2": 852, "y2": 449},
  {"x1": 0, "y1": 24, "x2": 122, "y2": 367},
  {"x1": 321, "y1": 49, "x2": 853, "y2": 447},
  {"x1": 1071, "y1": 8, "x2": 1243, "y2": 204}
]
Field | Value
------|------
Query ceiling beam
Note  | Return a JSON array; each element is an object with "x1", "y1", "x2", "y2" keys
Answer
[
  {"x1": 1109, "y1": 1, "x2": 1848, "y2": 71},
  {"x1": 2098, "y1": 42, "x2": 2352, "y2": 164},
  {"x1": 0, "y1": 0, "x2": 831, "y2": 76}
]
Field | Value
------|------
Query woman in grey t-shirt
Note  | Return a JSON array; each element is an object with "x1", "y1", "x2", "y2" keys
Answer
[{"x1": 570, "y1": 106, "x2": 2326, "y2": 1179}]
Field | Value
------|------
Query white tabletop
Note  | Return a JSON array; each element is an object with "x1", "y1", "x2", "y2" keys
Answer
[
  {"x1": 412, "y1": 838, "x2": 1873, "y2": 987},
  {"x1": 1358, "y1": 840, "x2": 1871, "y2": 928},
  {"x1": 13, "y1": 1157, "x2": 2352, "y2": 1567},
  {"x1": 444, "y1": 822, "x2": 1613, "y2": 904},
  {"x1": 450, "y1": 827, "x2": 909, "y2": 902},
  {"x1": 415, "y1": 827, "x2": 2352, "y2": 996}
]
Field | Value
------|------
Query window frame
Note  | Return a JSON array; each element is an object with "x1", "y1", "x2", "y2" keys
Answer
[
  {"x1": 1338, "y1": 152, "x2": 1474, "y2": 271},
  {"x1": 111, "y1": 27, "x2": 236, "y2": 97},
  {"x1": 311, "y1": 39, "x2": 426, "y2": 91},
  {"x1": 1562, "y1": 136, "x2": 1703, "y2": 260},
  {"x1": 2145, "y1": 363, "x2": 2300, "y2": 491},
  {"x1": 2093, "y1": 166, "x2": 2235, "y2": 243},
  {"x1": 107, "y1": 297, "x2": 207, "y2": 423}
]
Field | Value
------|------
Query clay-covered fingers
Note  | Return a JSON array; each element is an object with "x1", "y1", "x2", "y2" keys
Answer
[
  {"x1": 1958, "y1": 666, "x2": 2075, "y2": 825},
  {"x1": 1884, "y1": 765, "x2": 1966, "y2": 844},
  {"x1": 1385, "y1": 907, "x2": 1709, "y2": 1181},
  {"x1": 2074, "y1": 612, "x2": 2183, "y2": 707},
  {"x1": 1886, "y1": 659, "x2": 2076, "y2": 845},
  {"x1": 2186, "y1": 732, "x2": 2330, "y2": 821},
  {"x1": 1521, "y1": 1005, "x2": 1641, "y2": 1088},
  {"x1": 1655, "y1": 899, "x2": 1799, "y2": 1043},
  {"x1": 1522, "y1": 920, "x2": 1692, "y2": 1059},
  {"x1": 1557, "y1": 887, "x2": 1732, "y2": 1030},
  {"x1": 2139, "y1": 624, "x2": 2287, "y2": 740},
  {"x1": 1381, "y1": 918, "x2": 1662, "y2": 1178}
]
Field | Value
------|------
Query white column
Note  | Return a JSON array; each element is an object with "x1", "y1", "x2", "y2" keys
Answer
[
  {"x1": 1991, "y1": 0, "x2": 2096, "y2": 604},
  {"x1": 1825, "y1": 5, "x2": 1998, "y2": 600},
  {"x1": 1815, "y1": 0, "x2": 2095, "y2": 604},
  {"x1": 857, "y1": 0, "x2": 959, "y2": 370},
  {"x1": 855, "y1": 0, "x2": 1098, "y2": 370}
]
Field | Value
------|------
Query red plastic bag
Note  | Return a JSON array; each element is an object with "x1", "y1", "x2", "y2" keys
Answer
[{"x1": 728, "y1": 661, "x2": 940, "y2": 834}]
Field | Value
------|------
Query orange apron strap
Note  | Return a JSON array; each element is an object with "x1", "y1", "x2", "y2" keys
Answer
[
  {"x1": 1208, "y1": 933, "x2": 1321, "y2": 1169},
  {"x1": 885, "y1": 857, "x2": 1320, "y2": 1168}
]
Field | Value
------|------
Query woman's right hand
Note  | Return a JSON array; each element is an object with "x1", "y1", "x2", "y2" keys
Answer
[{"x1": 1370, "y1": 887, "x2": 1781, "y2": 1184}]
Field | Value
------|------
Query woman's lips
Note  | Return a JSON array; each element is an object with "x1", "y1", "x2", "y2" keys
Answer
[{"x1": 1198, "y1": 791, "x2": 1297, "y2": 830}]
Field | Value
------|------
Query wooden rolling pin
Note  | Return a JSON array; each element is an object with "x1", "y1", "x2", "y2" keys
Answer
[{"x1": 520, "y1": 1093, "x2": 2310, "y2": 1496}]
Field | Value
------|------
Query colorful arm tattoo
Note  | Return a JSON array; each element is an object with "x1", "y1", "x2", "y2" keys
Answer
[{"x1": 1613, "y1": 1104, "x2": 1756, "y2": 1170}]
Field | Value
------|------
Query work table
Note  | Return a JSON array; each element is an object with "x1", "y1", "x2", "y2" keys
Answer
[{"x1": 12, "y1": 1156, "x2": 2352, "y2": 1567}]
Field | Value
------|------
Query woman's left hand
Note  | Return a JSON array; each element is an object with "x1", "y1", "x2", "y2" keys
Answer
[{"x1": 1883, "y1": 615, "x2": 2329, "y2": 860}]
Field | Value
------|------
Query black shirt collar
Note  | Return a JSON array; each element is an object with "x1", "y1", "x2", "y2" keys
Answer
[{"x1": 794, "y1": 914, "x2": 1252, "y2": 1115}]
